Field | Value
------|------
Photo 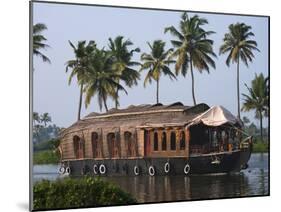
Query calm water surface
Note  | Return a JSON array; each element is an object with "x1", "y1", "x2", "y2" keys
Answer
[{"x1": 33, "y1": 153, "x2": 269, "y2": 202}]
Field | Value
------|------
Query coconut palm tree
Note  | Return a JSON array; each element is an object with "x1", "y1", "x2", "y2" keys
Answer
[
  {"x1": 33, "y1": 23, "x2": 51, "y2": 63},
  {"x1": 242, "y1": 73, "x2": 268, "y2": 142},
  {"x1": 65, "y1": 40, "x2": 96, "y2": 120},
  {"x1": 84, "y1": 49, "x2": 127, "y2": 112},
  {"x1": 40, "y1": 113, "x2": 52, "y2": 127},
  {"x1": 139, "y1": 40, "x2": 176, "y2": 104},
  {"x1": 220, "y1": 23, "x2": 259, "y2": 120},
  {"x1": 33, "y1": 112, "x2": 40, "y2": 126},
  {"x1": 242, "y1": 116, "x2": 250, "y2": 126},
  {"x1": 108, "y1": 36, "x2": 141, "y2": 108},
  {"x1": 32, "y1": 112, "x2": 42, "y2": 142},
  {"x1": 164, "y1": 12, "x2": 216, "y2": 105}
]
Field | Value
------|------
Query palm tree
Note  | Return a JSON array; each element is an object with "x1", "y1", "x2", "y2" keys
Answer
[
  {"x1": 220, "y1": 23, "x2": 259, "y2": 120},
  {"x1": 33, "y1": 23, "x2": 51, "y2": 63},
  {"x1": 84, "y1": 49, "x2": 127, "y2": 112},
  {"x1": 242, "y1": 116, "x2": 250, "y2": 126},
  {"x1": 65, "y1": 40, "x2": 96, "y2": 120},
  {"x1": 40, "y1": 113, "x2": 52, "y2": 127},
  {"x1": 242, "y1": 73, "x2": 268, "y2": 142},
  {"x1": 32, "y1": 112, "x2": 42, "y2": 142},
  {"x1": 108, "y1": 36, "x2": 141, "y2": 108},
  {"x1": 139, "y1": 40, "x2": 176, "y2": 104},
  {"x1": 164, "y1": 12, "x2": 216, "y2": 105},
  {"x1": 33, "y1": 112, "x2": 40, "y2": 126}
]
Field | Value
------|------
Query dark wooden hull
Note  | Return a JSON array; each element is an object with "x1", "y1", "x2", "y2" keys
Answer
[{"x1": 61, "y1": 147, "x2": 251, "y2": 176}]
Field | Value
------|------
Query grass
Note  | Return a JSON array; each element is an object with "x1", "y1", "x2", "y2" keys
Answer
[
  {"x1": 33, "y1": 177, "x2": 136, "y2": 210},
  {"x1": 252, "y1": 139, "x2": 269, "y2": 153},
  {"x1": 33, "y1": 150, "x2": 60, "y2": 164}
]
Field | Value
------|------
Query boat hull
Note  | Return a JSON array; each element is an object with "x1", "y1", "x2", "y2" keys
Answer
[{"x1": 61, "y1": 148, "x2": 252, "y2": 176}]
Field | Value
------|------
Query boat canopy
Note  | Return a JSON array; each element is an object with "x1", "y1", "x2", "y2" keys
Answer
[{"x1": 187, "y1": 105, "x2": 242, "y2": 127}]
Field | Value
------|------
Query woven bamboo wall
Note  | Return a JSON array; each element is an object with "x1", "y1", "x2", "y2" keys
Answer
[{"x1": 60, "y1": 127, "x2": 190, "y2": 160}]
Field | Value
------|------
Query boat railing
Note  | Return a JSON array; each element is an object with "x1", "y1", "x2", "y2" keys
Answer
[{"x1": 240, "y1": 136, "x2": 253, "y2": 149}]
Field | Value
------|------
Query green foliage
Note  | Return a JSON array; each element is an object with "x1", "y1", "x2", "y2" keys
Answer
[
  {"x1": 108, "y1": 36, "x2": 141, "y2": 108},
  {"x1": 164, "y1": 12, "x2": 216, "y2": 105},
  {"x1": 33, "y1": 177, "x2": 136, "y2": 210},
  {"x1": 33, "y1": 124, "x2": 61, "y2": 144},
  {"x1": 219, "y1": 22, "x2": 259, "y2": 119},
  {"x1": 242, "y1": 73, "x2": 269, "y2": 141},
  {"x1": 66, "y1": 40, "x2": 97, "y2": 86},
  {"x1": 33, "y1": 112, "x2": 61, "y2": 143},
  {"x1": 33, "y1": 150, "x2": 60, "y2": 164},
  {"x1": 242, "y1": 73, "x2": 268, "y2": 118},
  {"x1": 242, "y1": 116, "x2": 250, "y2": 125},
  {"x1": 40, "y1": 112, "x2": 52, "y2": 126},
  {"x1": 140, "y1": 40, "x2": 176, "y2": 103},
  {"x1": 83, "y1": 49, "x2": 127, "y2": 111},
  {"x1": 66, "y1": 40, "x2": 97, "y2": 120},
  {"x1": 34, "y1": 138, "x2": 60, "y2": 152},
  {"x1": 219, "y1": 23, "x2": 259, "y2": 67},
  {"x1": 243, "y1": 122, "x2": 268, "y2": 140},
  {"x1": 33, "y1": 23, "x2": 51, "y2": 63},
  {"x1": 252, "y1": 140, "x2": 268, "y2": 153}
]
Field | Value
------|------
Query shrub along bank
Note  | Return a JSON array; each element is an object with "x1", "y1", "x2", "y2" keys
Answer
[
  {"x1": 252, "y1": 140, "x2": 268, "y2": 153},
  {"x1": 33, "y1": 150, "x2": 60, "y2": 164},
  {"x1": 33, "y1": 177, "x2": 136, "y2": 210}
]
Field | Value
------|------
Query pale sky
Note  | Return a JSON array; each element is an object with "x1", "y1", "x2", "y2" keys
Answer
[{"x1": 32, "y1": 2, "x2": 269, "y2": 128}]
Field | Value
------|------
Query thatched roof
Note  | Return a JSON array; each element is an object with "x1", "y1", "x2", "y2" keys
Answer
[{"x1": 61, "y1": 102, "x2": 210, "y2": 136}]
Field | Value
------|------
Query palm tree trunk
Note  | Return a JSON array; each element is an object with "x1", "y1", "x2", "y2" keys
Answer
[
  {"x1": 156, "y1": 79, "x2": 159, "y2": 104},
  {"x1": 190, "y1": 60, "x2": 197, "y2": 105},
  {"x1": 77, "y1": 83, "x2": 83, "y2": 121},
  {"x1": 237, "y1": 56, "x2": 241, "y2": 120},
  {"x1": 259, "y1": 110, "x2": 263, "y2": 143},
  {"x1": 115, "y1": 88, "x2": 119, "y2": 109},
  {"x1": 102, "y1": 93, "x2": 109, "y2": 112}
]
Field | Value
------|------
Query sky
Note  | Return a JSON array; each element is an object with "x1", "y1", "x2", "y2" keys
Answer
[{"x1": 32, "y1": 2, "x2": 269, "y2": 128}]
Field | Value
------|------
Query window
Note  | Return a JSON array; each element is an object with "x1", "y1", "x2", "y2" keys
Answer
[
  {"x1": 162, "y1": 132, "x2": 167, "y2": 151},
  {"x1": 107, "y1": 132, "x2": 120, "y2": 158},
  {"x1": 180, "y1": 131, "x2": 185, "y2": 150},
  {"x1": 91, "y1": 132, "x2": 99, "y2": 158},
  {"x1": 144, "y1": 130, "x2": 151, "y2": 156},
  {"x1": 73, "y1": 135, "x2": 84, "y2": 159},
  {"x1": 154, "y1": 132, "x2": 158, "y2": 151},
  {"x1": 170, "y1": 131, "x2": 176, "y2": 150},
  {"x1": 212, "y1": 130, "x2": 219, "y2": 147},
  {"x1": 124, "y1": 131, "x2": 134, "y2": 157}
]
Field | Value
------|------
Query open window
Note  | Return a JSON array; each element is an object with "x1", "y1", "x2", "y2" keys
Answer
[
  {"x1": 124, "y1": 131, "x2": 136, "y2": 157},
  {"x1": 189, "y1": 124, "x2": 210, "y2": 154},
  {"x1": 107, "y1": 132, "x2": 120, "y2": 158},
  {"x1": 73, "y1": 135, "x2": 84, "y2": 159},
  {"x1": 153, "y1": 131, "x2": 158, "y2": 151},
  {"x1": 170, "y1": 131, "x2": 176, "y2": 150},
  {"x1": 161, "y1": 131, "x2": 167, "y2": 151},
  {"x1": 91, "y1": 132, "x2": 99, "y2": 158},
  {"x1": 180, "y1": 131, "x2": 185, "y2": 150},
  {"x1": 144, "y1": 130, "x2": 151, "y2": 156}
]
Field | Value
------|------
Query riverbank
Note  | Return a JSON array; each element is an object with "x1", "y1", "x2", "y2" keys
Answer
[
  {"x1": 33, "y1": 150, "x2": 60, "y2": 164},
  {"x1": 33, "y1": 177, "x2": 136, "y2": 210},
  {"x1": 252, "y1": 141, "x2": 269, "y2": 153}
]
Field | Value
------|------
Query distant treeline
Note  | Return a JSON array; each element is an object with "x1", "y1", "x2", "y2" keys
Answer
[{"x1": 33, "y1": 112, "x2": 63, "y2": 144}]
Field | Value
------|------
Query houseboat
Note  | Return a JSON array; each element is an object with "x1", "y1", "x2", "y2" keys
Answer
[{"x1": 58, "y1": 102, "x2": 252, "y2": 176}]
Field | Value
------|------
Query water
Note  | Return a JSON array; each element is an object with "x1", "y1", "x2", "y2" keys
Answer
[{"x1": 33, "y1": 153, "x2": 269, "y2": 202}]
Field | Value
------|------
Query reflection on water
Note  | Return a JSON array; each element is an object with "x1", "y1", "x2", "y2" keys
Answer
[
  {"x1": 33, "y1": 153, "x2": 268, "y2": 202},
  {"x1": 33, "y1": 164, "x2": 65, "y2": 182}
]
